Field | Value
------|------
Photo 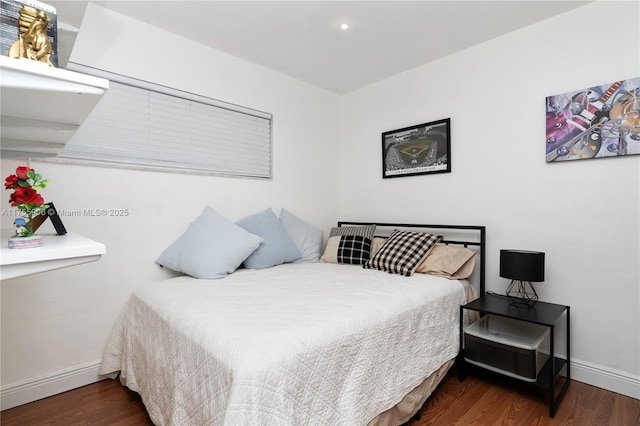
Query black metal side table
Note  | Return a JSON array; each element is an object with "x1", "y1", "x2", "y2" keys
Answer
[{"x1": 459, "y1": 293, "x2": 570, "y2": 417}]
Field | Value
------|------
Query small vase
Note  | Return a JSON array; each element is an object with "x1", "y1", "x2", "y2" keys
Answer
[{"x1": 8, "y1": 235, "x2": 43, "y2": 249}]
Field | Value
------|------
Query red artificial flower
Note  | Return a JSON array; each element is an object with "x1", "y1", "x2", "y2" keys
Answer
[
  {"x1": 15, "y1": 166, "x2": 33, "y2": 180},
  {"x1": 12, "y1": 187, "x2": 44, "y2": 206},
  {"x1": 4, "y1": 174, "x2": 18, "y2": 189}
]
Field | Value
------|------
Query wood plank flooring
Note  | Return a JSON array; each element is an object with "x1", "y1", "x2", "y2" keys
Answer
[
  {"x1": 2, "y1": 367, "x2": 639, "y2": 425},
  {"x1": 413, "y1": 368, "x2": 640, "y2": 426}
]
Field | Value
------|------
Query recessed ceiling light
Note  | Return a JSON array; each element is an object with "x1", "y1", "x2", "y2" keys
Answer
[{"x1": 339, "y1": 23, "x2": 350, "y2": 31}]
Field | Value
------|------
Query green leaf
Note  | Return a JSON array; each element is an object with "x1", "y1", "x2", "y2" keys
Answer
[
  {"x1": 32, "y1": 182, "x2": 47, "y2": 190},
  {"x1": 27, "y1": 170, "x2": 36, "y2": 179},
  {"x1": 18, "y1": 180, "x2": 30, "y2": 187},
  {"x1": 33, "y1": 173, "x2": 42, "y2": 182}
]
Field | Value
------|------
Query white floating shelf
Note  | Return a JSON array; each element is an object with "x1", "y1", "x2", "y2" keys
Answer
[
  {"x1": 0, "y1": 232, "x2": 106, "y2": 280},
  {"x1": 0, "y1": 56, "x2": 109, "y2": 158}
]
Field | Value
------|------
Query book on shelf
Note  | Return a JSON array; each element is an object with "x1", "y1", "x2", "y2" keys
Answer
[{"x1": 0, "y1": 0, "x2": 58, "y2": 67}]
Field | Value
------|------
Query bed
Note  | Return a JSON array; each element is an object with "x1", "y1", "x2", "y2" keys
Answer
[{"x1": 100, "y1": 216, "x2": 486, "y2": 426}]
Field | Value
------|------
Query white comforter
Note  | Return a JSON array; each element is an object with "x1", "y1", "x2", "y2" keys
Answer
[{"x1": 100, "y1": 263, "x2": 467, "y2": 426}]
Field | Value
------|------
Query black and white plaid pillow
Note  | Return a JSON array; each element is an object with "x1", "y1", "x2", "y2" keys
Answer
[
  {"x1": 364, "y1": 230, "x2": 441, "y2": 276},
  {"x1": 337, "y1": 235, "x2": 372, "y2": 265}
]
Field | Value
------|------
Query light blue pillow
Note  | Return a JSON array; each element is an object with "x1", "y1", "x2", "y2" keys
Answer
[
  {"x1": 156, "y1": 206, "x2": 263, "y2": 279},
  {"x1": 236, "y1": 208, "x2": 302, "y2": 269},
  {"x1": 279, "y1": 209, "x2": 323, "y2": 263}
]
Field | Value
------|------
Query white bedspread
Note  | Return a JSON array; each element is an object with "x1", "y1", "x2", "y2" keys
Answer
[{"x1": 100, "y1": 263, "x2": 467, "y2": 426}]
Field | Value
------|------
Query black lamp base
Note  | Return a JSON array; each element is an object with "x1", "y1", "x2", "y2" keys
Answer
[{"x1": 506, "y1": 280, "x2": 538, "y2": 308}]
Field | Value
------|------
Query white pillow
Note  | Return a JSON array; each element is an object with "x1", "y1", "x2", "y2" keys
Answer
[
  {"x1": 279, "y1": 209, "x2": 323, "y2": 263},
  {"x1": 236, "y1": 208, "x2": 302, "y2": 269},
  {"x1": 155, "y1": 206, "x2": 262, "y2": 279}
]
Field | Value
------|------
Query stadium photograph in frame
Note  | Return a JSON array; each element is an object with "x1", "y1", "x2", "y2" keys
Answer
[{"x1": 382, "y1": 118, "x2": 451, "y2": 178}]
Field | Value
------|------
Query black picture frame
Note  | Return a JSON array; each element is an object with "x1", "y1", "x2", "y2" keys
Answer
[
  {"x1": 382, "y1": 118, "x2": 451, "y2": 179},
  {"x1": 30, "y1": 202, "x2": 67, "y2": 235}
]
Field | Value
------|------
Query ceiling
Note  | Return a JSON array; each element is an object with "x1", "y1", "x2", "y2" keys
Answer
[{"x1": 49, "y1": 1, "x2": 591, "y2": 94}]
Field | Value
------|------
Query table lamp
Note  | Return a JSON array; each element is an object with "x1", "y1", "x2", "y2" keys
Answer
[{"x1": 500, "y1": 249, "x2": 545, "y2": 308}]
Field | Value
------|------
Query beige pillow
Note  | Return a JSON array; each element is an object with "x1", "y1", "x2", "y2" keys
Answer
[
  {"x1": 320, "y1": 236, "x2": 341, "y2": 263},
  {"x1": 370, "y1": 237, "x2": 387, "y2": 257},
  {"x1": 416, "y1": 245, "x2": 476, "y2": 279}
]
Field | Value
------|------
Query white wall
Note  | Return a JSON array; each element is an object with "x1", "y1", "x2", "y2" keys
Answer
[
  {"x1": 338, "y1": 0, "x2": 639, "y2": 397},
  {"x1": 1, "y1": 4, "x2": 340, "y2": 408}
]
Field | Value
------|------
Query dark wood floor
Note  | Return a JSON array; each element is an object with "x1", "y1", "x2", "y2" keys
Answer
[{"x1": 2, "y1": 367, "x2": 639, "y2": 425}]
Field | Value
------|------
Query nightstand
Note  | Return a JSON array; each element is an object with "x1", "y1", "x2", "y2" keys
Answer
[{"x1": 459, "y1": 293, "x2": 570, "y2": 417}]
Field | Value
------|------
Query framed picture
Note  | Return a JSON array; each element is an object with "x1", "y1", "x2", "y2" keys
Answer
[
  {"x1": 545, "y1": 77, "x2": 640, "y2": 162},
  {"x1": 30, "y1": 202, "x2": 67, "y2": 235},
  {"x1": 382, "y1": 118, "x2": 451, "y2": 179}
]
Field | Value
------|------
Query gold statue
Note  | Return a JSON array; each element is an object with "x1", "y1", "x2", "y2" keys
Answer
[{"x1": 8, "y1": 5, "x2": 54, "y2": 66}]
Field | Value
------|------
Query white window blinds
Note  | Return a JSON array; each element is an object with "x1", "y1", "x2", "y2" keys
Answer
[{"x1": 56, "y1": 64, "x2": 272, "y2": 179}]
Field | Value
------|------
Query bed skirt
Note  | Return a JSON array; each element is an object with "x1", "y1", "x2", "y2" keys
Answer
[{"x1": 368, "y1": 358, "x2": 454, "y2": 425}]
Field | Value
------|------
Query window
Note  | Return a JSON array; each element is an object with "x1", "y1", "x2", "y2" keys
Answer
[{"x1": 53, "y1": 63, "x2": 272, "y2": 179}]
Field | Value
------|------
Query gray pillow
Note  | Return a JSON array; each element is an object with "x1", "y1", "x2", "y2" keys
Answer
[
  {"x1": 279, "y1": 209, "x2": 323, "y2": 263},
  {"x1": 155, "y1": 206, "x2": 262, "y2": 279},
  {"x1": 329, "y1": 224, "x2": 376, "y2": 241},
  {"x1": 236, "y1": 208, "x2": 302, "y2": 269}
]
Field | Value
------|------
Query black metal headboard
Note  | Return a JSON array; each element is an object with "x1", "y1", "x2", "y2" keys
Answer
[{"x1": 337, "y1": 221, "x2": 486, "y2": 296}]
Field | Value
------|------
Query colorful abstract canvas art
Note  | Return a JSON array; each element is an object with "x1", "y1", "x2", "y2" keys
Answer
[{"x1": 545, "y1": 77, "x2": 640, "y2": 162}]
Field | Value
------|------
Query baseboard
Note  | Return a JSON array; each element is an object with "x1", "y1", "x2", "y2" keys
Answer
[
  {"x1": 2, "y1": 357, "x2": 637, "y2": 411},
  {"x1": 570, "y1": 358, "x2": 640, "y2": 400},
  {"x1": 0, "y1": 360, "x2": 113, "y2": 410}
]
